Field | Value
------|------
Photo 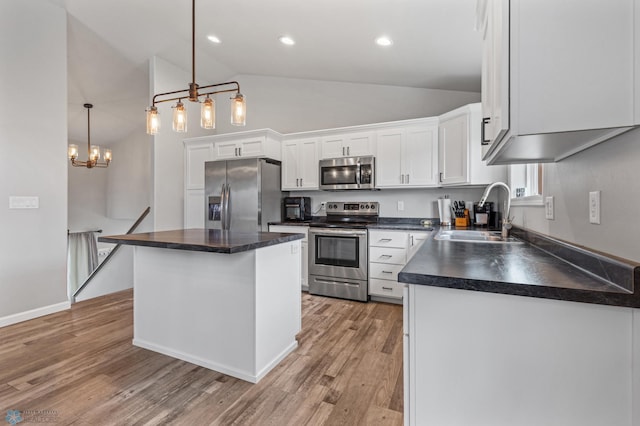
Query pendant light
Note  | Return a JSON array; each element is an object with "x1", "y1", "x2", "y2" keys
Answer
[
  {"x1": 68, "y1": 104, "x2": 111, "y2": 169},
  {"x1": 146, "y1": 0, "x2": 246, "y2": 134}
]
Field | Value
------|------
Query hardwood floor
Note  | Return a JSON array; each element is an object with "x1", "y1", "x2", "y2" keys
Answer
[{"x1": 0, "y1": 290, "x2": 403, "y2": 425}]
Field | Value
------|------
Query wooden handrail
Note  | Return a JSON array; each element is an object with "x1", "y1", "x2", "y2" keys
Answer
[{"x1": 71, "y1": 206, "x2": 150, "y2": 303}]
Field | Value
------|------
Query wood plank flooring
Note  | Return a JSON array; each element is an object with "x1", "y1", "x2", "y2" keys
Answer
[{"x1": 0, "y1": 290, "x2": 403, "y2": 425}]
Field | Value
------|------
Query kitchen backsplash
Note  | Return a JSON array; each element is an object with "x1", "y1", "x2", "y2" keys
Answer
[{"x1": 293, "y1": 188, "x2": 501, "y2": 218}]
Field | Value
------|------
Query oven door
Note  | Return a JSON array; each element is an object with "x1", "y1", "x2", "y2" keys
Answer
[{"x1": 309, "y1": 228, "x2": 368, "y2": 281}]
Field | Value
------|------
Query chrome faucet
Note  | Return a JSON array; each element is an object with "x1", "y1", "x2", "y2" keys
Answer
[{"x1": 479, "y1": 182, "x2": 512, "y2": 239}]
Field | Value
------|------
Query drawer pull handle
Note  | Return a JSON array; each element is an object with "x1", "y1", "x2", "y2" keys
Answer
[
  {"x1": 382, "y1": 270, "x2": 393, "y2": 274},
  {"x1": 379, "y1": 255, "x2": 392, "y2": 259},
  {"x1": 379, "y1": 238, "x2": 392, "y2": 242},
  {"x1": 382, "y1": 286, "x2": 393, "y2": 291}
]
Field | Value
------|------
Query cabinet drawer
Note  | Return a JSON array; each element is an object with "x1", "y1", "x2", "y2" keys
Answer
[
  {"x1": 369, "y1": 278, "x2": 403, "y2": 299},
  {"x1": 369, "y1": 231, "x2": 408, "y2": 248},
  {"x1": 369, "y1": 246, "x2": 406, "y2": 265},
  {"x1": 369, "y1": 262, "x2": 404, "y2": 281}
]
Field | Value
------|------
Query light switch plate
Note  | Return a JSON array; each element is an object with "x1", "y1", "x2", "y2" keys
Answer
[
  {"x1": 9, "y1": 196, "x2": 39, "y2": 209},
  {"x1": 397, "y1": 201, "x2": 404, "y2": 211},
  {"x1": 589, "y1": 191, "x2": 601, "y2": 224},
  {"x1": 545, "y1": 196, "x2": 554, "y2": 220}
]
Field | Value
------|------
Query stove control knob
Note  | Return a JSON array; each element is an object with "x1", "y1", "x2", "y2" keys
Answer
[
  {"x1": 333, "y1": 204, "x2": 338, "y2": 209},
  {"x1": 365, "y1": 204, "x2": 370, "y2": 209},
  {"x1": 360, "y1": 204, "x2": 364, "y2": 209},
  {"x1": 371, "y1": 204, "x2": 376, "y2": 210},
  {"x1": 327, "y1": 204, "x2": 332, "y2": 209}
]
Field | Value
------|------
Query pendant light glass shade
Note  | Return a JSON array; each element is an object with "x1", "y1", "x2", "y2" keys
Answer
[
  {"x1": 104, "y1": 149, "x2": 113, "y2": 163},
  {"x1": 173, "y1": 101, "x2": 187, "y2": 132},
  {"x1": 231, "y1": 93, "x2": 246, "y2": 126},
  {"x1": 146, "y1": 106, "x2": 160, "y2": 135},
  {"x1": 201, "y1": 97, "x2": 215, "y2": 129},
  {"x1": 68, "y1": 144, "x2": 79, "y2": 160},
  {"x1": 90, "y1": 145, "x2": 101, "y2": 161}
]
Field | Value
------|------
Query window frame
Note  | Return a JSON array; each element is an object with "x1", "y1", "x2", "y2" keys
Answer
[{"x1": 509, "y1": 163, "x2": 544, "y2": 206}]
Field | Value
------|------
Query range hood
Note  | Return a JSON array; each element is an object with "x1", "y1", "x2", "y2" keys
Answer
[{"x1": 483, "y1": 126, "x2": 634, "y2": 165}]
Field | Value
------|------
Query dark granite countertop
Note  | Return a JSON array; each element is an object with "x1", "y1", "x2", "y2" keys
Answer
[
  {"x1": 99, "y1": 228, "x2": 305, "y2": 254},
  {"x1": 399, "y1": 226, "x2": 640, "y2": 308}
]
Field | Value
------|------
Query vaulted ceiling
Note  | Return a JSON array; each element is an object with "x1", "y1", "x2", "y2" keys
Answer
[{"x1": 58, "y1": 0, "x2": 482, "y2": 146}]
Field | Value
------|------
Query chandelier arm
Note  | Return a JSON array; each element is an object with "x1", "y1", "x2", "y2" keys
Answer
[{"x1": 152, "y1": 82, "x2": 241, "y2": 106}]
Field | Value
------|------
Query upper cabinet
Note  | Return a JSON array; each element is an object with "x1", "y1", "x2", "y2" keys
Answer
[
  {"x1": 438, "y1": 103, "x2": 506, "y2": 186},
  {"x1": 211, "y1": 129, "x2": 282, "y2": 161},
  {"x1": 281, "y1": 138, "x2": 320, "y2": 190},
  {"x1": 480, "y1": 0, "x2": 639, "y2": 165},
  {"x1": 320, "y1": 132, "x2": 376, "y2": 159},
  {"x1": 376, "y1": 119, "x2": 439, "y2": 188}
]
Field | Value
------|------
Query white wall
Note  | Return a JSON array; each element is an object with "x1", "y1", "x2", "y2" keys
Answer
[
  {"x1": 151, "y1": 67, "x2": 480, "y2": 230},
  {"x1": 512, "y1": 127, "x2": 640, "y2": 262},
  {"x1": 0, "y1": 1, "x2": 69, "y2": 320},
  {"x1": 150, "y1": 56, "x2": 216, "y2": 231}
]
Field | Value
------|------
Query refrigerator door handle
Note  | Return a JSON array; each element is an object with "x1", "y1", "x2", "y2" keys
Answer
[
  {"x1": 220, "y1": 183, "x2": 227, "y2": 230},
  {"x1": 224, "y1": 184, "x2": 231, "y2": 230}
]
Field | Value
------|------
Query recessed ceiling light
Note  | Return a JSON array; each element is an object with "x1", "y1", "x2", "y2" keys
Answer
[
  {"x1": 279, "y1": 36, "x2": 295, "y2": 46},
  {"x1": 207, "y1": 35, "x2": 221, "y2": 44},
  {"x1": 375, "y1": 36, "x2": 393, "y2": 47}
]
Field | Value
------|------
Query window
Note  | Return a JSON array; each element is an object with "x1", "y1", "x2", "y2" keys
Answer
[{"x1": 509, "y1": 164, "x2": 543, "y2": 206}]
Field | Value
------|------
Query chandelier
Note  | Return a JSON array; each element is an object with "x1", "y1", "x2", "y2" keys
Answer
[
  {"x1": 145, "y1": 0, "x2": 246, "y2": 135},
  {"x1": 68, "y1": 103, "x2": 112, "y2": 168}
]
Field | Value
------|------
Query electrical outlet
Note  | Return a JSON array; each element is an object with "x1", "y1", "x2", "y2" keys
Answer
[
  {"x1": 397, "y1": 201, "x2": 404, "y2": 211},
  {"x1": 320, "y1": 202, "x2": 326, "y2": 210},
  {"x1": 545, "y1": 196, "x2": 554, "y2": 220},
  {"x1": 589, "y1": 191, "x2": 601, "y2": 224}
]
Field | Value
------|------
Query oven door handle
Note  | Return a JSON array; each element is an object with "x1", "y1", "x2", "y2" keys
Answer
[
  {"x1": 310, "y1": 228, "x2": 367, "y2": 236},
  {"x1": 313, "y1": 278, "x2": 361, "y2": 287}
]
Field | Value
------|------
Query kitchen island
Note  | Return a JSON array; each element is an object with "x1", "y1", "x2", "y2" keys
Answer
[
  {"x1": 99, "y1": 228, "x2": 305, "y2": 383},
  {"x1": 398, "y1": 227, "x2": 640, "y2": 426}
]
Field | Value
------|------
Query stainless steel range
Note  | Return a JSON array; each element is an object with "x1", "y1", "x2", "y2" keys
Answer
[{"x1": 308, "y1": 201, "x2": 379, "y2": 302}]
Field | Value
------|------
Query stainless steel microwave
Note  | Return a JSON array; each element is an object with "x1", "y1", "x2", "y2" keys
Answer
[{"x1": 319, "y1": 156, "x2": 375, "y2": 190}]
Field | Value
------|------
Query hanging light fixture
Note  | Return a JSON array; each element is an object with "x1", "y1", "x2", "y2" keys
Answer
[
  {"x1": 146, "y1": 0, "x2": 246, "y2": 134},
  {"x1": 68, "y1": 104, "x2": 112, "y2": 168}
]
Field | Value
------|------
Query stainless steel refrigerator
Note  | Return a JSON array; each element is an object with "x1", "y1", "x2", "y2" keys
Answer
[{"x1": 204, "y1": 158, "x2": 283, "y2": 232}]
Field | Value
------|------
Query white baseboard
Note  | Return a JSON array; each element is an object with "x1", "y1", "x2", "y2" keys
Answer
[{"x1": 0, "y1": 301, "x2": 71, "y2": 328}]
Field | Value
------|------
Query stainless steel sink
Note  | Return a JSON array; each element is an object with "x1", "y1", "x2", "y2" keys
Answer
[{"x1": 434, "y1": 229, "x2": 523, "y2": 244}]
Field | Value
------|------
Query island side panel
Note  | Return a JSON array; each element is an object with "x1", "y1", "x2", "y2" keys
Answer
[
  {"x1": 634, "y1": 308, "x2": 640, "y2": 425},
  {"x1": 409, "y1": 284, "x2": 633, "y2": 426},
  {"x1": 254, "y1": 240, "x2": 302, "y2": 381},
  {"x1": 133, "y1": 246, "x2": 257, "y2": 382}
]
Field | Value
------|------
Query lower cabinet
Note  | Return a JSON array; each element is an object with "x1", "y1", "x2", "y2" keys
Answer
[
  {"x1": 268, "y1": 225, "x2": 309, "y2": 290},
  {"x1": 404, "y1": 284, "x2": 637, "y2": 426},
  {"x1": 368, "y1": 230, "x2": 429, "y2": 301}
]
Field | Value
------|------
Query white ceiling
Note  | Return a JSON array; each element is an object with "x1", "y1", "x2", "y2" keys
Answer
[{"x1": 60, "y1": 0, "x2": 482, "y2": 146}]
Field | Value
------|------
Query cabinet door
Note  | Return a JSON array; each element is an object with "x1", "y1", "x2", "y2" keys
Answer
[
  {"x1": 345, "y1": 132, "x2": 375, "y2": 157},
  {"x1": 184, "y1": 189, "x2": 205, "y2": 228},
  {"x1": 214, "y1": 141, "x2": 239, "y2": 160},
  {"x1": 376, "y1": 129, "x2": 404, "y2": 187},
  {"x1": 439, "y1": 114, "x2": 468, "y2": 185},
  {"x1": 408, "y1": 232, "x2": 430, "y2": 261},
  {"x1": 487, "y1": 0, "x2": 509, "y2": 144},
  {"x1": 185, "y1": 142, "x2": 213, "y2": 189},
  {"x1": 404, "y1": 125, "x2": 439, "y2": 187},
  {"x1": 298, "y1": 139, "x2": 319, "y2": 189},
  {"x1": 281, "y1": 141, "x2": 300, "y2": 190},
  {"x1": 320, "y1": 135, "x2": 345, "y2": 159},
  {"x1": 238, "y1": 136, "x2": 265, "y2": 158}
]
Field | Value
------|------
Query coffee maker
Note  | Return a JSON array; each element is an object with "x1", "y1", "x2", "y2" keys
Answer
[{"x1": 474, "y1": 201, "x2": 500, "y2": 228}]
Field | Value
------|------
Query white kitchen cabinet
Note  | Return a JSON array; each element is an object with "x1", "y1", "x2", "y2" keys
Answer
[
  {"x1": 184, "y1": 140, "x2": 214, "y2": 228},
  {"x1": 268, "y1": 225, "x2": 309, "y2": 291},
  {"x1": 405, "y1": 284, "x2": 637, "y2": 426},
  {"x1": 184, "y1": 141, "x2": 214, "y2": 189},
  {"x1": 368, "y1": 230, "x2": 429, "y2": 301},
  {"x1": 376, "y1": 120, "x2": 439, "y2": 188},
  {"x1": 438, "y1": 103, "x2": 506, "y2": 186},
  {"x1": 281, "y1": 138, "x2": 319, "y2": 190},
  {"x1": 211, "y1": 129, "x2": 282, "y2": 161},
  {"x1": 480, "y1": 0, "x2": 638, "y2": 165},
  {"x1": 320, "y1": 131, "x2": 375, "y2": 159}
]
